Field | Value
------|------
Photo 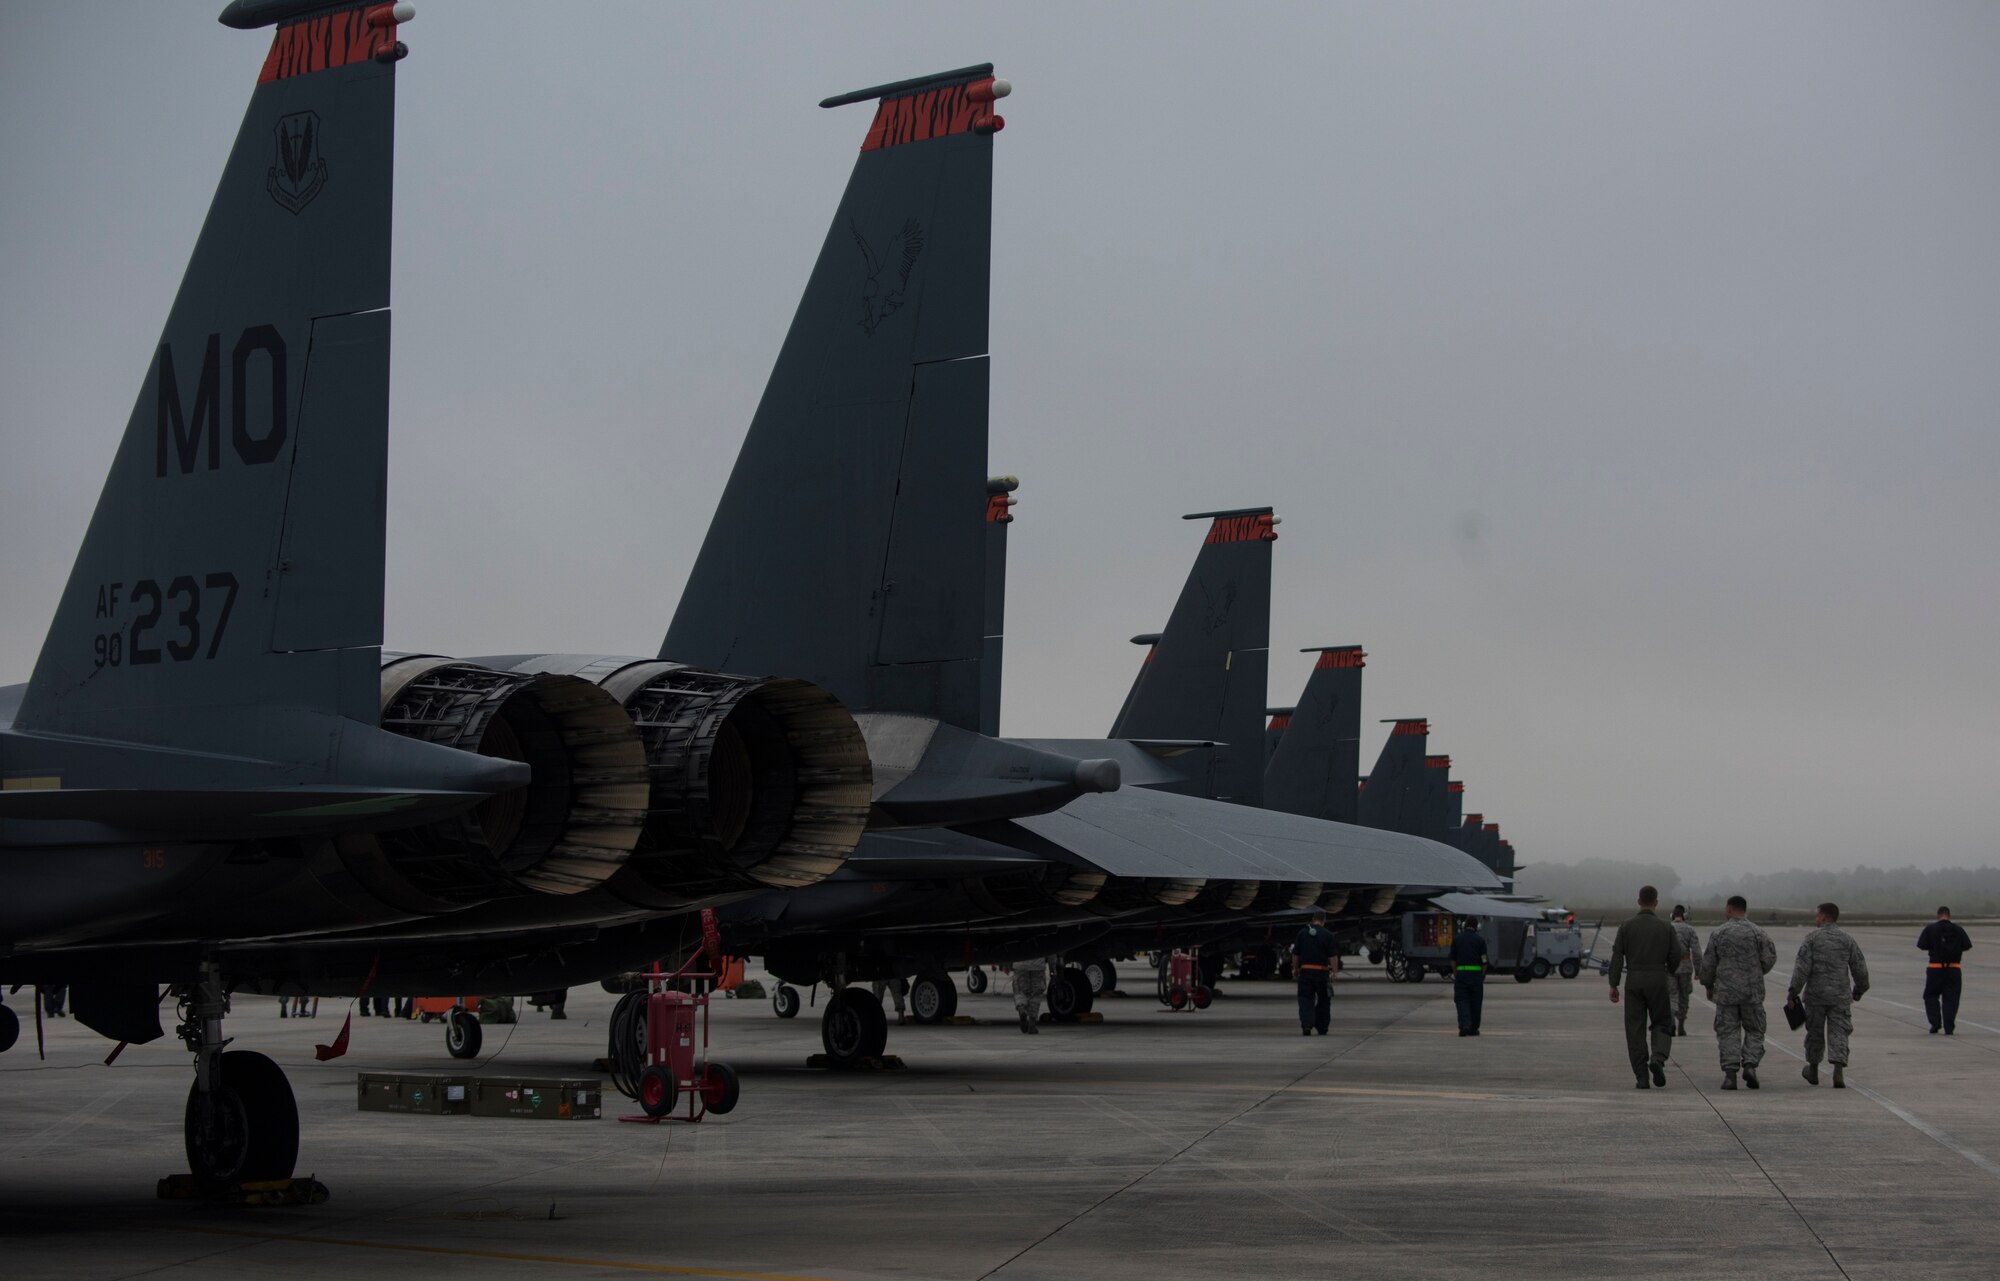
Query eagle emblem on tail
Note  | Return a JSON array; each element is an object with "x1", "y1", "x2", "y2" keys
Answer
[{"x1": 852, "y1": 217, "x2": 925, "y2": 336}]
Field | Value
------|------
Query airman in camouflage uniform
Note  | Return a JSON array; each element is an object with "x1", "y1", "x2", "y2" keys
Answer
[
  {"x1": 1012, "y1": 956, "x2": 1048, "y2": 1034},
  {"x1": 1697, "y1": 895, "x2": 1776, "y2": 1089},
  {"x1": 1670, "y1": 905, "x2": 1704, "y2": 1037},
  {"x1": 1786, "y1": 902, "x2": 1870, "y2": 1088}
]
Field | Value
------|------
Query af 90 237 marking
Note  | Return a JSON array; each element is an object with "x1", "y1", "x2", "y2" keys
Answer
[{"x1": 92, "y1": 572, "x2": 240, "y2": 669}]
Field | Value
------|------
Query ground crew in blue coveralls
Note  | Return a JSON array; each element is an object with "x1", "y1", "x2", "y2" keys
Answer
[
  {"x1": 1451, "y1": 918, "x2": 1490, "y2": 1036},
  {"x1": 1291, "y1": 910, "x2": 1339, "y2": 1035},
  {"x1": 1918, "y1": 906, "x2": 1973, "y2": 1035}
]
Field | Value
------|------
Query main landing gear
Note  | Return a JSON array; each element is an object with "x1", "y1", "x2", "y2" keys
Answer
[
  {"x1": 177, "y1": 962, "x2": 298, "y2": 1191},
  {"x1": 819, "y1": 984, "x2": 888, "y2": 1067}
]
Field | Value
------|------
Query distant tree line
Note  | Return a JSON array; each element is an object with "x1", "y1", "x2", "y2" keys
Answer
[
  {"x1": 1681, "y1": 864, "x2": 2000, "y2": 916},
  {"x1": 1515, "y1": 859, "x2": 2000, "y2": 916},
  {"x1": 1512, "y1": 858, "x2": 1681, "y2": 908}
]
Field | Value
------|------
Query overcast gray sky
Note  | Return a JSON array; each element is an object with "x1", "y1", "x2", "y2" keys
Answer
[{"x1": 4, "y1": 3, "x2": 1995, "y2": 881}]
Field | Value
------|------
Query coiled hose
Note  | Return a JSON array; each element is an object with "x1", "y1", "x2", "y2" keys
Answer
[{"x1": 606, "y1": 990, "x2": 648, "y2": 1099}]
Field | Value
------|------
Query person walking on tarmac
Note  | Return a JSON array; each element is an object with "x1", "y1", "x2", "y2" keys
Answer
[
  {"x1": 1918, "y1": 906, "x2": 1973, "y2": 1035},
  {"x1": 1451, "y1": 918, "x2": 1490, "y2": 1036},
  {"x1": 1698, "y1": 895, "x2": 1776, "y2": 1089},
  {"x1": 1608, "y1": 885, "x2": 1684, "y2": 1089},
  {"x1": 1291, "y1": 910, "x2": 1339, "y2": 1035},
  {"x1": 1012, "y1": 957, "x2": 1049, "y2": 1034},
  {"x1": 1787, "y1": 901, "x2": 1869, "y2": 1087},
  {"x1": 1669, "y1": 905, "x2": 1703, "y2": 1037}
]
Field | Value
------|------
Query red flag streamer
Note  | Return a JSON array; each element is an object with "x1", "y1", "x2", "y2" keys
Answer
[
  {"x1": 33, "y1": 985, "x2": 45, "y2": 1061},
  {"x1": 314, "y1": 954, "x2": 380, "y2": 1063}
]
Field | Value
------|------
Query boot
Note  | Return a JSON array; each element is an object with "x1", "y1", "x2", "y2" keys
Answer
[
  {"x1": 1802, "y1": 1062, "x2": 1819, "y2": 1085},
  {"x1": 1650, "y1": 1063, "x2": 1667, "y2": 1088},
  {"x1": 1721, "y1": 1069, "x2": 1737, "y2": 1090},
  {"x1": 1675, "y1": 1019, "x2": 1687, "y2": 1037},
  {"x1": 1832, "y1": 1065, "x2": 1845, "y2": 1089},
  {"x1": 1018, "y1": 1009, "x2": 1032, "y2": 1033},
  {"x1": 1742, "y1": 1065, "x2": 1759, "y2": 1090},
  {"x1": 1635, "y1": 1072, "x2": 1651, "y2": 1089}
]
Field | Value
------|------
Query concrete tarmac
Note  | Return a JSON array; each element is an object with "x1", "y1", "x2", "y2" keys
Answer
[{"x1": 2, "y1": 922, "x2": 1995, "y2": 1280}]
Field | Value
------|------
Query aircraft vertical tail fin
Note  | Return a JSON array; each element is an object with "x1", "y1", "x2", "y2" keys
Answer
[
  {"x1": 1263, "y1": 645, "x2": 1365, "y2": 822},
  {"x1": 17, "y1": 3, "x2": 408, "y2": 760},
  {"x1": 1422, "y1": 754, "x2": 1455, "y2": 840},
  {"x1": 979, "y1": 476, "x2": 1017, "y2": 736},
  {"x1": 1108, "y1": 509, "x2": 1276, "y2": 805},
  {"x1": 1356, "y1": 718, "x2": 1431, "y2": 834},
  {"x1": 663, "y1": 67, "x2": 1006, "y2": 729}
]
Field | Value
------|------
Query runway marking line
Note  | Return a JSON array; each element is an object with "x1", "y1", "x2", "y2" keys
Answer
[
  {"x1": 1072, "y1": 1079, "x2": 1514, "y2": 1103},
  {"x1": 160, "y1": 1224, "x2": 839, "y2": 1281},
  {"x1": 1697, "y1": 990, "x2": 2000, "y2": 1182}
]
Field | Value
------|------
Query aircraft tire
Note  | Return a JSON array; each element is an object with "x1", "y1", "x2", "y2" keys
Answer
[
  {"x1": 1531, "y1": 959, "x2": 1552, "y2": 980},
  {"x1": 1367, "y1": 950, "x2": 1385, "y2": 966},
  {"x1": 909, "y1": 973, "x2": 956, "y2": 1024},
  {"x1": 772, "y1": 984, "x2": 801, "y2": 1019},
  {"x1": 446, "y1": 1008, "x2": 483, "y2": 1059},
  {"x1": 1048, "y1": 969, "x2": 1094, "y2": 1020},
  {"x1": 0, "y1": 1003, "x2": 16, "y2": 1054},
  {"x1": 184, "y1": 1050, "x2": 298, "y2": 1190},
  {"x1": 1384, "y1": 954, "x2": 1409, "y2": 982},
  {"x1": 1080, "y1": 955, "x2": 1117, "y2": 997},
  {"x1": 1559, "y1": 958, "x2": 1581, "y2": 980},
  {"x1": 701, "y1": 1062, "x2": 741, "y2": 1115},
  {"x1": 965, "y1": 968, "x2": 988, "y2": 994},
  {"x1": 639, "y1": 1065, "x2": 678, "y2": 1118},
  {"x1": 821, "y1": 988, "x2": 887, "y2": 1066}
]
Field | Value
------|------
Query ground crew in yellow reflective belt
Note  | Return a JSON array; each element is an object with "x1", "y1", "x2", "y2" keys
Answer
[{"x1": 1450, "y1": 919, "x2": 1489, "y2": 1036}]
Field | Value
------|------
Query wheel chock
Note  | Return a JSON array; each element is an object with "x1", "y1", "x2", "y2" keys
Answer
[
  {"x1": 805, "y1": 1053, "x2": 906, "y2": 1071},
  {"x1": 1039, "y1": 1012, "x2": 1104, "y2": 1025},
  {"x1": 156, "y1": 1174, "x2": 331, "y2": 1205}
]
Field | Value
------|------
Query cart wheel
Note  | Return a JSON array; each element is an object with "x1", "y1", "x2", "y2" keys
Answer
[
  {"x1": 965, "y1": 967, "x2": 988, "y2": 994},
  {"x1": 0, "y1": 1004, "x2": 17, "y2": 1054},
  {"x1": 772, "y1": 984, "x2": 801, "y2": 1019},
  {"x1": 1405, "y1": 966, "x2": 1426, "y2": 985},
  {"x1": 639, "y1": 1065, "x2": 678, "y2": 1118},
  {"x1": 1190, "y1": 985, "x2": 1212, "y2": 1010},
  {"x1": 910, "y1": 972, "x2": 957, "y2": 1024},
  {"x1": 1513, "y1": 968, "x2": 1533, "y2": 984},
  {"x1": 1167, "y1": 986, "x2": 1188, "y2": 1010},
  {"x1": 1384, "y1": 954, "x2": 1408, "y2": 982},
  {"x1": 1367, "y1": 950, "x2": 1384, "y2": 966},
  {"x1": 700, "y1": 1062, "x2": 741, "y2": 1115},
  {"x1": 1559, "y1": 959, "x2": 1581, "y2": 980},
  {"x1": 445, "y1": 1008, "x2": 482, "y2": 1059},
  {"x1": 1531, "y1": 959, "x2": 1551, "y2": 980}
]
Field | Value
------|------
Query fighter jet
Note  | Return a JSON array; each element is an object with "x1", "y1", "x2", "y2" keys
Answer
[{"x1": 0, "y1": 9, "x2": 1127, "y2": 1187}]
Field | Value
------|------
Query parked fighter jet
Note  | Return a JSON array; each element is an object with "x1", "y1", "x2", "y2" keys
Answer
[
  {"x1": 0, "y1": 9, "x2": 1124, "y2": 1188},
  {"x1": 649, "y1": 64, "x2": 1502, "y2": 1058}
]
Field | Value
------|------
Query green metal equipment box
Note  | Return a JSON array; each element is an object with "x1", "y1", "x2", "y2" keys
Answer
[
  {"x1": 466, "y1": 1077, "x2": 602, "y2": 1121},
  {"x1": 355, "y1": 1073, "x2": 471, "y2": 1116}
]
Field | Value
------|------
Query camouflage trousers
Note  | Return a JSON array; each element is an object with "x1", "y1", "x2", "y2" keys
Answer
[
  {"x1": 1803, "y1": 1000, "x2": 1853, "y2": 1067},
  {"x1": 1672, "y1": 972, "x2": 1694, "y2": 1025},
  {"x1": 1713, "y1": 1000, "x2": 1767, "y2": 1070},
  {"x1": 1013, "y1": 969, "x2": 1047, "y2": 1019}
]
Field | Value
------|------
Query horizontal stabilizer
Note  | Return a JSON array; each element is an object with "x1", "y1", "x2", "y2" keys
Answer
[{"x1": 1005, "y1": 788, "x2": 1502, "y2": 892}]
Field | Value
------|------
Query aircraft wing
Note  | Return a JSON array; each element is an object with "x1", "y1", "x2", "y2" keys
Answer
[{"x1": 1001, "y1": 787, "x2": 1503, "y2": 892}]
